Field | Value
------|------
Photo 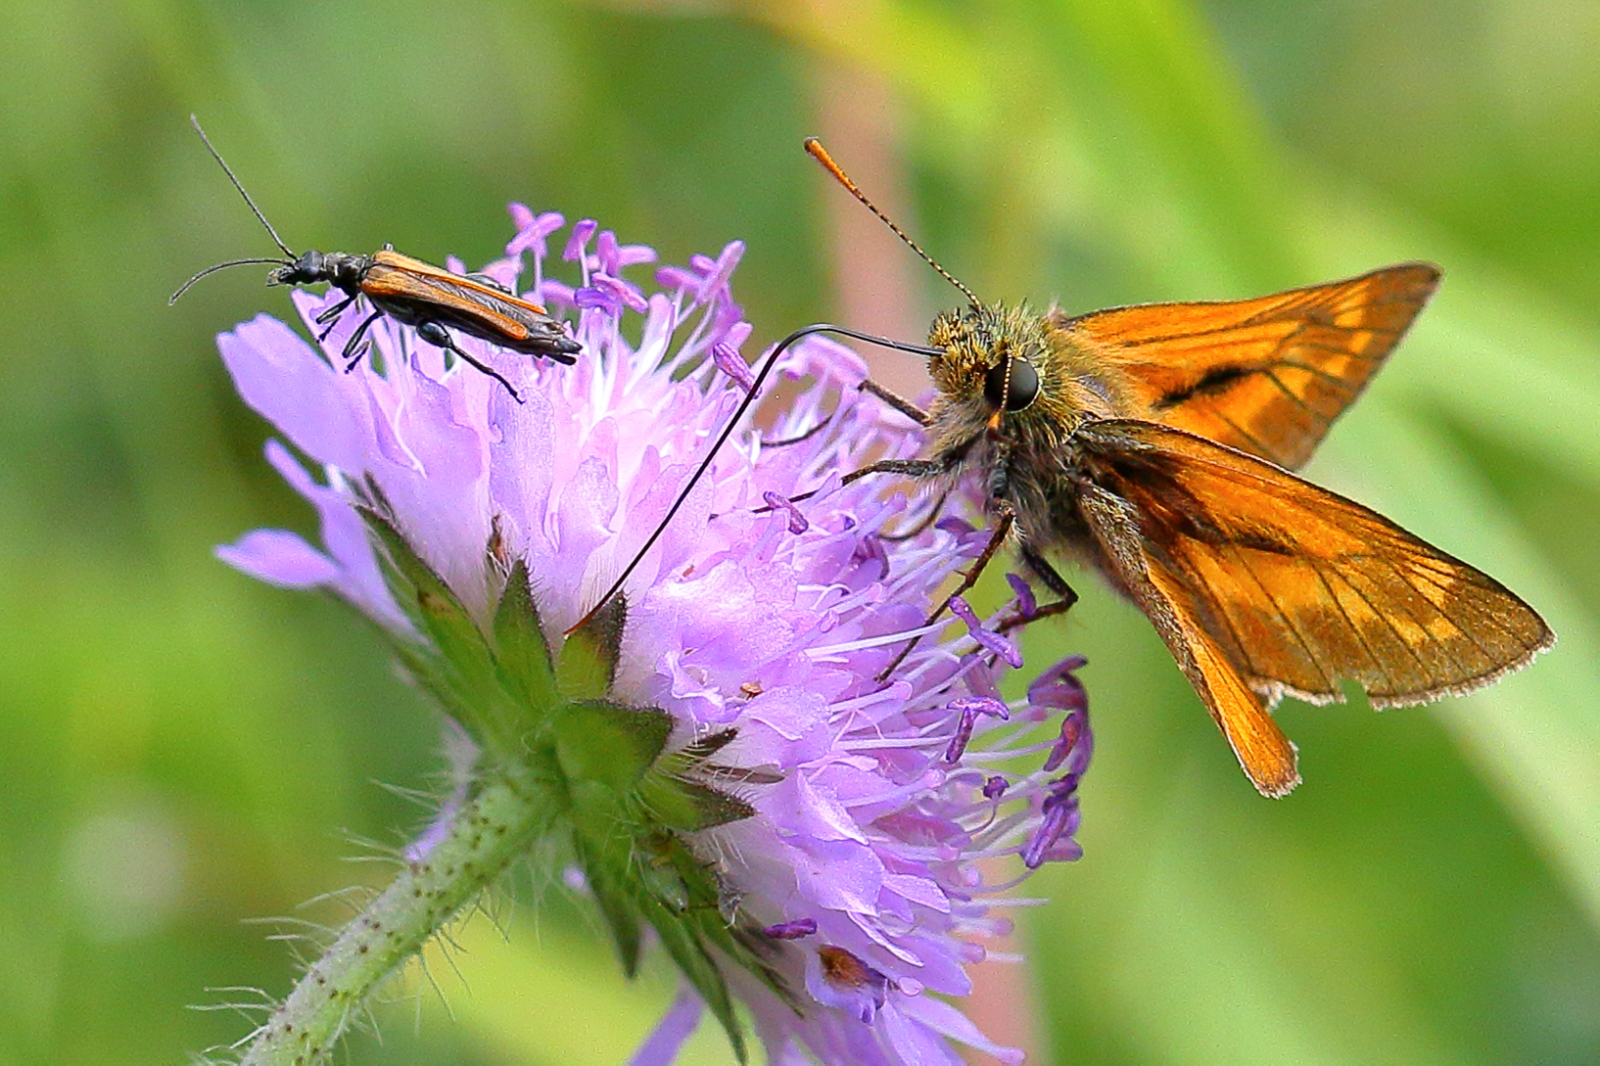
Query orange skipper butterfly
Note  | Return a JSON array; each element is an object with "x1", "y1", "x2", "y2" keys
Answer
[
  {"x1": 803, "y1": 138, "x2": 1553, "y2": 796},
  {"x1": 574, "y1": 139, "x2": 1553, "y2": 797}
]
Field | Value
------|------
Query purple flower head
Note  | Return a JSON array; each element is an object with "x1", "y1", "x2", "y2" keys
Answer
[{"x1": 214, "y1": 208, "x2": 1088, "y2": 1066}]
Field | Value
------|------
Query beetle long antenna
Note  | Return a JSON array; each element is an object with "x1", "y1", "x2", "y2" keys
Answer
[
  {"x1": 189, "y1": 115, "x2": 296, "y2": 259},
  {"x1": 565, "y1": 323, "x2": 941, "y2": 634},
  {"x1": 168, "y1": 257, "x2": 289, "y2": 304},
  {"x1": 804, "y1": 137, "x2": 980, "y2": 309}
]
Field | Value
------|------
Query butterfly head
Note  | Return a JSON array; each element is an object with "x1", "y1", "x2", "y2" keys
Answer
[{"x1": 928, "y1": 302, "x2": 1053, "y2": 428}]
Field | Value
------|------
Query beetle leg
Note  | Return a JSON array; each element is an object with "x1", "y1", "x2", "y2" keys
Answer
[
  {"x1": 340, "y1": 310, "x2": 385, "y2": 372},
  {"x1": 316, "y1": 294, "x2": 361, "y2": 338},
  {"x1": 414, "y1": 320, "x2": 523, "y2": 404}
]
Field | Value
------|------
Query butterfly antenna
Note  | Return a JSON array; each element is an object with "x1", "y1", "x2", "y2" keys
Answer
[
  {"x1": 189, "y1": 115, "x2": 296, "y2": 259},
  {"x1": 565, "y1": 323, "x2": 940, "y2": 635},
  {"x1": 804, "y1": 137, "x2": 979, "y2": 309}
]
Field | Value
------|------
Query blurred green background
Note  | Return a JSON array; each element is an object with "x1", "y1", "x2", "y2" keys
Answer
[{"x1": 2, "y1": 0, "x2": 1598, "y2": 1063}]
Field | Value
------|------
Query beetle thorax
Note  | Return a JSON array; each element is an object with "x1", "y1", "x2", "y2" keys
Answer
[{"x1": 267, "y1": 250, "x2": 371, "y2": 295}]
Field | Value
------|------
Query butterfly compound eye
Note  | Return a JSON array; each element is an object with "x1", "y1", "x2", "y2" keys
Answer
[{"x1": 983, "y1": 358, "x2": 1040, "y2": 412}]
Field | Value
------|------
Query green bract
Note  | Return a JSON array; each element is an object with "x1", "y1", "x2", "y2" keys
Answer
[{"x1": 349, "y1": 505, "x2": 788, "y2": 1061}]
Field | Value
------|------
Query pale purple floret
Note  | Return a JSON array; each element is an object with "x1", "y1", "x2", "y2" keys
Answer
[
  {"x1": 214, "y1": 209, "x2": 1093, "y2": 1066},
  {"x1": 942, "y1": 696, "x2": 1010, "y2": 764},
  {"x1": 761, "y1": 491, "x2": 809, "y2": 535}
]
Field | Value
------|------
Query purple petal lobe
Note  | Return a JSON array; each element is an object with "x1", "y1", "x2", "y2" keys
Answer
[
  {"x1": 216, "y1": 530, "x2": 338, "y2": 587},
  {"x1": 218, "y1": 315, "x2": 366, "y2": 472},
  {"x1": 763, "y1": 918, "x2": 818, "y2": 940},
  {"x1": 947, "y1": 596, "x2": 1023, "y2": 668}
]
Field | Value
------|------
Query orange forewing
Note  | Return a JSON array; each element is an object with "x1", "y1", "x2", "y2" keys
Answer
[
  {"x1": 1072, "y1": 420, "x2": 1553, "y2": 795},
  {"x1": 368, "y1": 250, "x2": 550, "y2": 341},
  {"x1": 1059, "y1": 264, "x2": 1440, "y2": 469}
]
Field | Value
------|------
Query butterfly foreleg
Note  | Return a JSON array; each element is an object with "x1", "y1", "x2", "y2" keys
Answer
[
  {"x1": 841, "y1": 457, "x2": 948, "y2": 485},
  {"x1": 875, "y1": 505, "x2": 1017, "y2": 681}
]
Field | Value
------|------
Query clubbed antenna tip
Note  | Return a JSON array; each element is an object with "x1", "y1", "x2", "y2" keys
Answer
[{"x1": 803, "y1": 137, "x2": 979, "y2": 308}]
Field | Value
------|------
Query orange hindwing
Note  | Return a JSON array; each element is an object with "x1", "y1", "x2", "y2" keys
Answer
[{"x1": 1072, "y1": 419, "x2": 1553, "y2": 795}]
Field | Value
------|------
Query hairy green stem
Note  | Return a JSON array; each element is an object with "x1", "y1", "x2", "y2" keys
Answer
[{"x1": 235, "y1": 770, "x2": 559, "y2": 1066}]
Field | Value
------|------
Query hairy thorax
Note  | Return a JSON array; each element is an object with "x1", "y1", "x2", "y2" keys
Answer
[{"x1": 922, "y1": 302, "x2": 1134, "y2": 567}]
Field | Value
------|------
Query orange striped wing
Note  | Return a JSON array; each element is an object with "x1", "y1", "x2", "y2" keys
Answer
[
  {"x1": 1073, "y1": 419, "x2": 1552, "y2": 795},
  {"x1": 1057, "y1": 264, "x2": 1439, "y2": 469},
  {"x1": 367, "y1": 249, "x2": 550, "y2": 342}
]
